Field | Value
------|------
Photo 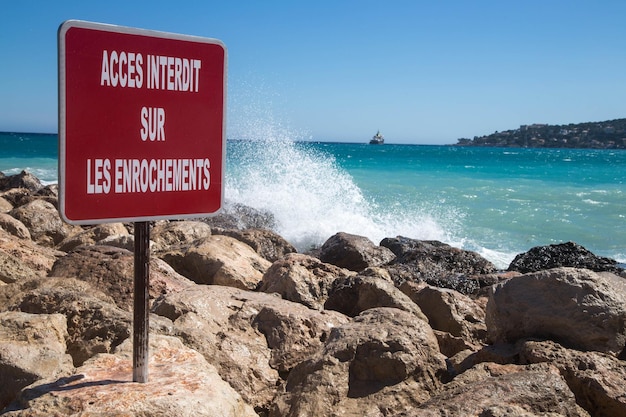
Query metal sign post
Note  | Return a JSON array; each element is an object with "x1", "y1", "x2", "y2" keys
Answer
[{"x1": 133, "y1": 221, "x2": 150, "y2": 382}]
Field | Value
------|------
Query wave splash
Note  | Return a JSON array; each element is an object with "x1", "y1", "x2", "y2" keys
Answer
[{"x1": 225, "y1": 136, "x2": 457, "y2": 256}]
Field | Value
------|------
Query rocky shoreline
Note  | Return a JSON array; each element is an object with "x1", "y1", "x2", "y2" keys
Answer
[{"x1": 1, "y1": 170, "x2": 625, "y2": 416}]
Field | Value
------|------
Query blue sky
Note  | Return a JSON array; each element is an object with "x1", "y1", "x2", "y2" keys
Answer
[{"x1": 2, "y1": 1, "x2": 625, "y2": 144}]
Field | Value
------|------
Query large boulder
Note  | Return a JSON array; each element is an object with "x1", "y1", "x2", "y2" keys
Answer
[
  {"x1": 508, "y1": 241, "x2": 623, "y2": 274},
  {"x1": 9, "y1": 199, "x2": 80, "y2": 247},
  {"x1": 218, "y1": 227, "x2": 297, "y2": 262},
  {"x1": 519, "y1": 339, "x2": 626, "y2": 417},
  {"x1": 259, "y1": 253, "x2": 354, "y2": 310},
  {"x1": 0, "y1": 213, "x2": 30, "y2": 240},
  {"x1": 381, "y1": 236, "x2": 497, "y2": 294},
  {"x1": 158, "y1": 235, "x2": 271, "y2": 290},
  {"x1": 252, "y1": 300, "x2": 350, "y2": 374},
  {"x1": 486, "y1": 268, "x2": 626, "y2": 355},
  {"x1": 319, "y1": 232, "x2": 396, "y2": 272},
  {"x1": 0, "y1": 311, "x2": 74, "y2": 409},
  {"x1": 408, "y1": 362, "x2": 589, "y2": 417},
  {"x1": 270, "y1": 308, "x2": 448, "y2": 417},
  {"x1": 152, "y1": 285, "x2": 347, "y2": 412},
  {"x1": 2, "y1": 335, "x2": 258, "y2": 417},
  {"x1": 5, "y1": 276, "x2": 173, "y2": 366},
  {"x1": 400, "y1": 281, "x2": 487, "y2": 354},
  {"x1": 324, "y1": 275, "x2": 428, "y2": 321},
  {"x1": 49, "y1": 245, "x2": 195, "y2": 311}
]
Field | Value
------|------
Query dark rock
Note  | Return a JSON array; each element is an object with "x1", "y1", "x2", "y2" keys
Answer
[
  {"x1": 319, "y1": 232, "x2": 396, "y2": 272},
  {"x1": 0, "y1": 188, "x2": 31, "y2": 209},
  {"x1": 324, "y1": 275, "x2": 427, "y2": 321},
  {"x1": 508, "y1": 241, "x2": 623, "y2": 274},
  {"x1": 200, "y1": 202, "x2": 277, "y2": 231},
  {"x1": 49, "y1": 245, "x2": 195, "y2": 311},
  {"x1": 9, "y1": 184, "x2": 59, "y2": 210},
  {"x1": 0, "y1": 171, "x2": 43, "y2": 193},
  {"x1": 381, "y1": 236, "x2": 496, "y2": 294}
]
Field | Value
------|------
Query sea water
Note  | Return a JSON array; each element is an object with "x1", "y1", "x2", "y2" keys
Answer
[{"x1": 1, "y1": 131, "x2": 625, "y2": 269}]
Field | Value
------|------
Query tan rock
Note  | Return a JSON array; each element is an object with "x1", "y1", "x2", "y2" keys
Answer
[
  {"x1": 0, "y1": 196, "x2": 12, "y2": 213},
  {"x1": 520, "y1": 339, "x2": 626, "y2": 417},
  {"x1": 259, "y1": 253, "x2": 355, "y2": 310},
  {"x1": 319, "y1": 232, "x2": 396, "y2": 272},
  {"x1": 99, "y1": 233, "x2": 136, "y2": 250},
  {"x1": 486, "y1": 267, "x2": 626, "y2": 355},
  {"x1": 410, "y1": 362, "x2": 589, "y2": 417},
  {"x1": 447, "y1": 343, "x2": 519, "y2": 376},
  {"x1": 3, "y1": 335, "x2": 257, "y2": 416},
  {"x1": 252, "y1": 301, "x2": 349, "y2": 373},
  {"x1": 159, "y1": 235, "x2": 271, "y2": 290},
  {"x1": 56, "y1": 222, "x2": 129, "y2": 252},
  {"x1": 0, "y1": 251, "x2": 37, "y2": 285},
  {"x1": 0, "y1": 311, "x2": 74, "y2": 409},
  {"x1": 218, "y1": 227, "x2": 297, "y2": 262},
  {"x1": 0, "y1": 228, "x2": 63, "y2": 277},
  {"x1": 270, "y1": 307, "x2": 447, "y2": 417},
  {"x1": 4, "y1": 276, "x2": 173, "y2": 366},
  {"x1": 9, "y1": 199, "x2": 80, "y2": 247},
  {"x1": 151, "y1": 219, "x2": 212, "y2": 250},
  {"x1": 0, "y1": 213, "x2": 30, "y2": 240},
  {"x1": 153, "y1": 284, "x2": 348, "y2": 412},
  {"x1": 400, "y1": 281, "x2": 487, "y2": 354}
]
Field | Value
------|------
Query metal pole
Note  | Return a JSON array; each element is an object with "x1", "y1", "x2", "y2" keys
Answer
[{"x1": 133, "y1": 221, "x2": 150, "y2": 382}]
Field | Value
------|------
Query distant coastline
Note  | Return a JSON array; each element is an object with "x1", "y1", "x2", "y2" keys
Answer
[{"x1": 455, "y1": 118, "x2": 626, "y2": 149}]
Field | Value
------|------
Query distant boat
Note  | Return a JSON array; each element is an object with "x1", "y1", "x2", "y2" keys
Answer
[{"x1": 369, "y1": 130, "x2": 384, "y2": 145}]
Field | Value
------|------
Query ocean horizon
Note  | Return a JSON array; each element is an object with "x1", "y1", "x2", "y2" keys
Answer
[{"x1": 1, "y1": 130, "x2": 625, "y2": 269}]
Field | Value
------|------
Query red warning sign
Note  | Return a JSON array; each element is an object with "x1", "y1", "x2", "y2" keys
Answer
[{"x1": 58, "y1": 20, "x2": 226, "y2": 224}]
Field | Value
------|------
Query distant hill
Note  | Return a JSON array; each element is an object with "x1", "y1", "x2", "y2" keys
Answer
[{"x1": 455, "y1": 118, "x2": 626, "y2": 149}]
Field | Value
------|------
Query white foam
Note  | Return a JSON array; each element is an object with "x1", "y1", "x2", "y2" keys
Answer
[{"x1": 225, "y1": 138, "x2": 454, "y2": 252}]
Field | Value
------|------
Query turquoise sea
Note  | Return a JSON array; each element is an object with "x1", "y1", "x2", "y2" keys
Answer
[{"x1": 1, "y1": 131, "x2": 625, "y2": 269}]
